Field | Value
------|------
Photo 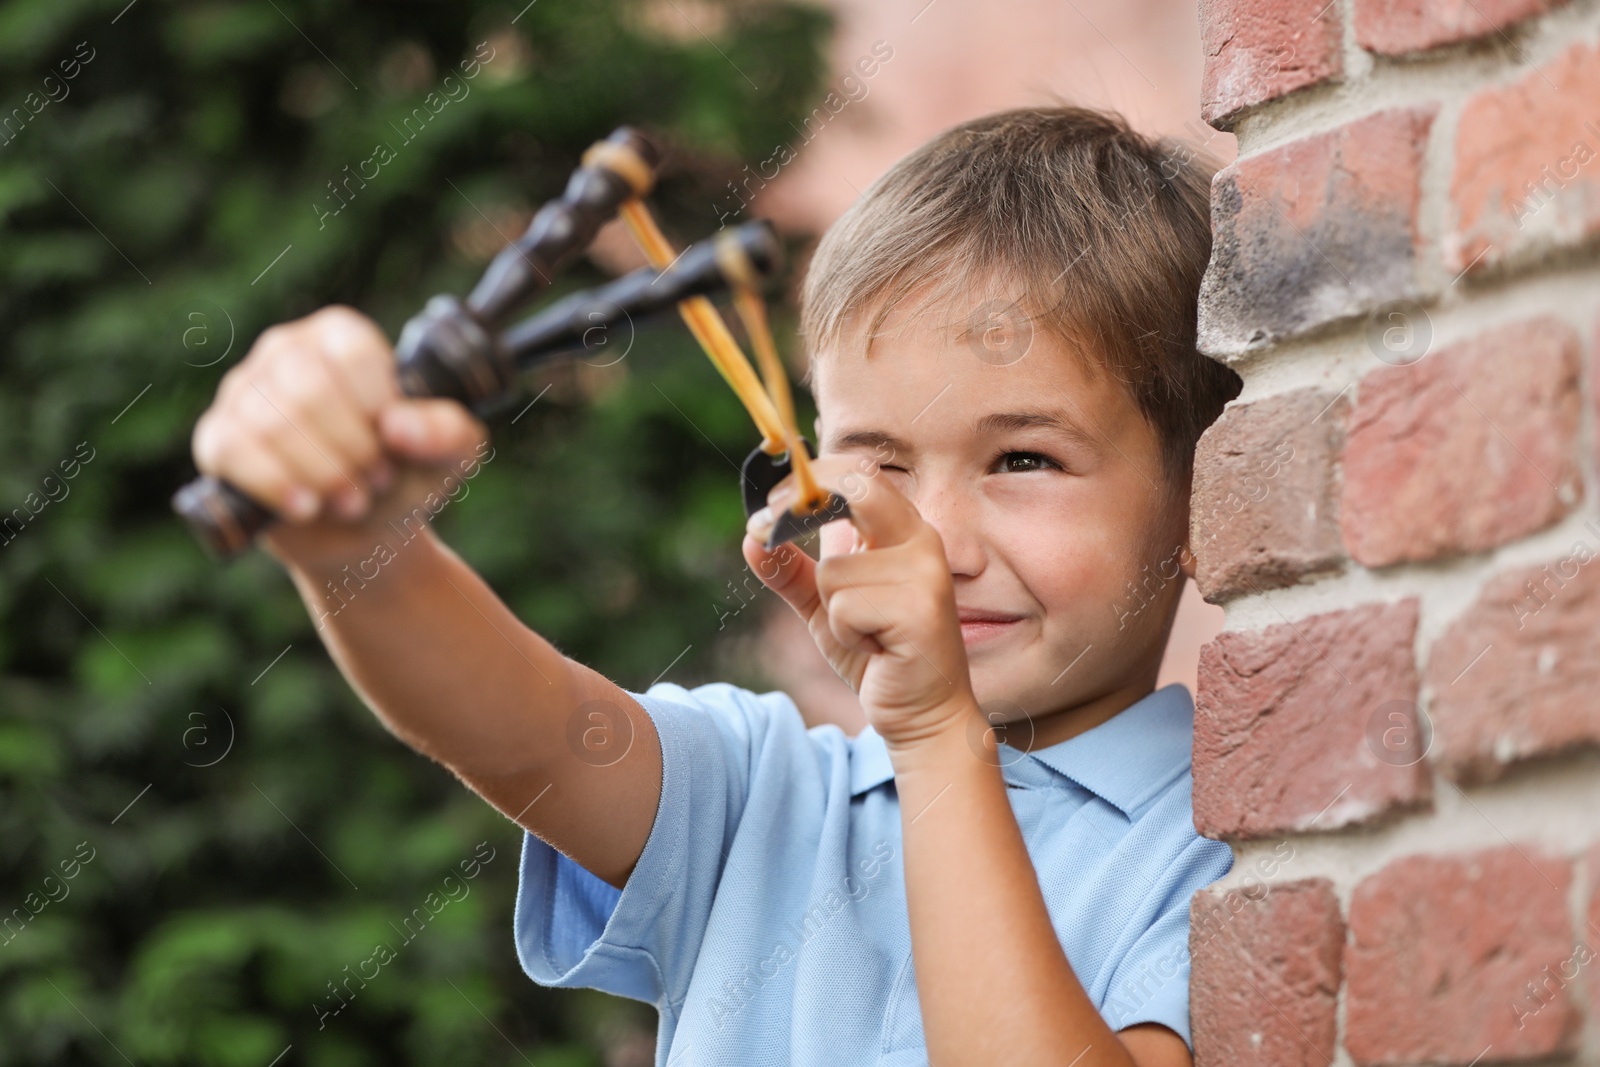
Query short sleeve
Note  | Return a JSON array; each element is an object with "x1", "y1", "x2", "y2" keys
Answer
[
  {"x1": 1099, "y1": 833, "x2": 1234, "y2": 1047},
  {"x1": 512, "y1": 682, "x2": 795, "y2": 1009}
]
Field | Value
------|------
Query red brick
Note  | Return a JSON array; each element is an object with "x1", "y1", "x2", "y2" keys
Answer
[
  {"x1": 1346, "y1": 847, "x2": 1579, "y2": 1065},
  {"x1": 1198, "y1": 108, "x2": 1435, "y2": 359},
  {"x1": 1587, "y1": 845, "x2": 1600, "y2": 1023},
  {"x1": 1451, "y1": 41, "x2": 1600, "y2": 275},
  {"x1": 1426, "y1": 544, "x2": 1600, "y2": 782},
  {"x1": 1191, "y1": 388, "x2": 1348, "y2": 602},
  {"x1": 1194, "y1": 599, "x2": 1430, "y2": 839},
  {"x1": 1198, "y1": 0, "x2": 1342, "y2": 128},
  {"x1": 1356, "y1": 0, "x2": 1559, "y2": 54},
  {"x1": 1340, "y1": 317, "x2": 1582, "y2": 567},
  {"x1": 1190, "y1": 879, "x2": 1343, "y2": 1067}
]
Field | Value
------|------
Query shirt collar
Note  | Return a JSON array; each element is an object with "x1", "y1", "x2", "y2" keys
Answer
[{"x1": 848, "y1": 684, "x2": 1196, "y2": 818}]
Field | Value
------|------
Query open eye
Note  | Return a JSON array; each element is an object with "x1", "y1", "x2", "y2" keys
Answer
[{"x1": 993, "y1": 451, "x2": 1059, "y2": 474}]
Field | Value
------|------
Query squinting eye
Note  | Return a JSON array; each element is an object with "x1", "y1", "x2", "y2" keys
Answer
[{"x1": 996, "y1": 452, "x2": 1055, "y2": 473}]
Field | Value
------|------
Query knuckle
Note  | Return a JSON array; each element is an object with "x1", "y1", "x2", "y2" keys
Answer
[
  {"x1": 343, "y1": 424, "x2": 382, "y2": 465},
  {"x1": 304, "y1": 465, "x2": 348, "y2": 494},
  {"x1": 232, "y1": 394, "x2": 269, "y2": 435},
  {"x1": 200, "y1": 427, "x2": 252, "y2": 483},
  {"x1": 313, "y1": 303, "x2": 369, "y2": 332},
  {"x1": 316, "y1": 306, "x2": 391, "y2": 356},
  {"x1": 254, "y1": 322, "x2": 296, "y2": 355},
  {"x1": 273, "y1": 366, "x2": 327, "y2": 421},
  {"x1": 271, "y1": 343, "x2": 326, "y2": 391},
  {"x1": 237, "y1": 386, "x2": 284, "y2": 434},
  {"x1": 216, "y1": 362, "x2": 255, "y2": 403},
  {"x1": 191, "y1": 414, "x2": 226, "y2": 471}
]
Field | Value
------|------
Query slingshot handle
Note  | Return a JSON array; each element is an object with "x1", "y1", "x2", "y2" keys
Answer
[{"x1": 171, "y1": 475, "x2": 280, "y2": 559}]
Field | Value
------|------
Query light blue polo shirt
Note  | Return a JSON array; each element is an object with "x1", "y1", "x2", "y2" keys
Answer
[{"x1": 513, "y1": 681, "x2": 1231, "y2": 1066}]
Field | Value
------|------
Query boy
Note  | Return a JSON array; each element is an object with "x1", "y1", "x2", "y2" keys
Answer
[{"x1": 190, "y1": 106, "x2": 1241, "y2": 1066}]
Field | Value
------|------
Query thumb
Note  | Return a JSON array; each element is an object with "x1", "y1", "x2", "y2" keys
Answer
[
  {"x1": 378, "y1": 398, "x2": 487, "y2": 466},
  {"x1": 742, "y1": 532, "x2": 823, "y2": 625}
]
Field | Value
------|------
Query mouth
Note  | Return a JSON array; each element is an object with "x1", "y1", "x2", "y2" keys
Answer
[{"x1": 957, "y1": 609, "x2": 1026, "y2": 646}]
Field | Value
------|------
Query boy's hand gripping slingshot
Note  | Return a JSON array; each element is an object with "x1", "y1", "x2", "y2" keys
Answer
[{"x1": 171, "y1": 126, "x2": 849, "y2": 558}]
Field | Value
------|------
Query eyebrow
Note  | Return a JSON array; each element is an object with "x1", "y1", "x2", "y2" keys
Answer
[
  {"x1": 828, "y1": 410, "x2": 1102, "y2": 456},
  {"x1": 830, "y1": 429, "x2": 909, "y2": 454},
  {"x1": 974, "y1": 410, "x2": 1102, "y2": 450}
]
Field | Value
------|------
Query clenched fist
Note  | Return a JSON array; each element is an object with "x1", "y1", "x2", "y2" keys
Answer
[
  {"x1": 743, "y1": 455, "x2": 977, "y2": 750},
  {"x1": 191, "y1": 305, "x2": 487, "y2": 568}
]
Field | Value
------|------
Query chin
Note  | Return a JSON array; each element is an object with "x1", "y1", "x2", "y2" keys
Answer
[{"x1": 966, "y1": 661, "x2": 1037, "y2": 715}]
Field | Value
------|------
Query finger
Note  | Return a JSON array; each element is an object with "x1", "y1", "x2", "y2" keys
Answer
[
  {"x1": 378, "y1": 398, "x2": 488, "y2": 465},
  {"x1": 315, "y1": 306, "x2": 400, "y2": 415},
  {"x1": 263, "y1": 345, "x2": 384, "y2": 485},
  {"x1": 741, "y1": 534, "x2": 823, "y2": 623},
  {"x1": 193, "y1": 419, "x2": 318, "y2": 522},
  {"x1": 825, "y1": 578, "x2": 957, "y2": 667},
  {"x1": 313, "y1": 306, "x2": 401, "y2": 490},
  {"x1": 766, "y1": 454, "x2": 923, "y2": 550},
  {"x1": 813, "y1": 539, "x2": 949, "y2": 603},
  {"x1": 823, "y1": 585, "x2": 891, "y2": 656},
  {"x1": 234, "y1": 374, "x2": 365, "y2": 510}
]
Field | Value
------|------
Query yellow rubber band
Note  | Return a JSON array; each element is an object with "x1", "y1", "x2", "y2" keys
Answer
[{"x1": 618, "y1": 200, "x2": 789, "y2": 454}]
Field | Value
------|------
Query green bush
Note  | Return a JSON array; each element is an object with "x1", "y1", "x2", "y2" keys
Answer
[{"x1": 0, "y1": 1, "x2": 827, "y2": 1062}]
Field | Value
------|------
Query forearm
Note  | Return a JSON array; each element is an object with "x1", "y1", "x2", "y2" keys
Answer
[
  {"x1": 891, "y1": 718, "x2": 1137, "y2": 1067},
  {"x1": 283, "y1": 525, "x2": 662, "y2": 889},
  {"x1": 285, "y1": 525, "x2": 581, "y2": 780}
]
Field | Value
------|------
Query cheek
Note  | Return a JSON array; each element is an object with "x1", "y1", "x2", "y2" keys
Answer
[
  {"x1": 1026, "y1": 538, "x2": 1118, "y2": 610},
  {"x1": 993, "y1": 506, "x2": 1148, "y2": 617}
]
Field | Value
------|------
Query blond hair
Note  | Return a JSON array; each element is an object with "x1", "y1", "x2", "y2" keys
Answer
[{"x1": 799, "y1": 105, "x2": 1240, "y2": 485}]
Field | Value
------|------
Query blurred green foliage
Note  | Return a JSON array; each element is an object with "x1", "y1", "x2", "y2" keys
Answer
[{"x1": 0, "y1": 0, "x2": 828, "y2": 1063}]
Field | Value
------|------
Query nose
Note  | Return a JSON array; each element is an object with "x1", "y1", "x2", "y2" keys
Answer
[{"x1": 908, "y1": 473, "x2": 986, "y2": 579}]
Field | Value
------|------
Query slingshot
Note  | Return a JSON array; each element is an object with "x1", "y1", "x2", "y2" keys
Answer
[{"x1": 173, "y1": 127, "x2": 849, "y2": 558}]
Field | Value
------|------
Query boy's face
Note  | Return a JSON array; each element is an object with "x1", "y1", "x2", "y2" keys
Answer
[{"x1": 811, "y1": 299, "x2": 1192, "y2": 733}]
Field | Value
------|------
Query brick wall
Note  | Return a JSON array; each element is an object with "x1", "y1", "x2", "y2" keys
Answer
[{"x1": 1186, "y1": 0, "x2": 1600, "y2": 1063}]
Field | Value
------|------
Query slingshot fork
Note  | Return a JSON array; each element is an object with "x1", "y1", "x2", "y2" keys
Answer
[{"x1": 615, "y1": 198, "x2": 849, "y2": 549}]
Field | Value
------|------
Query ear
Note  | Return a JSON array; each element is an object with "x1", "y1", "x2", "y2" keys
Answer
[
  {"x1": 1178, "y1": 537, "x2": 1197, "y2": 580},
  {"x1": 1177, "y1": 522, "x2": 1198, "y2": 581}
]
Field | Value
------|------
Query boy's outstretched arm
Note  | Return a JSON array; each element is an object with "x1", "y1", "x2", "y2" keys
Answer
[
  {"x1": 191, "y1": 306, "x2": 661, "y2": 889},
  {"x1": 745, "y1": 460, "x2": 1191, "y2": 1067}
]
